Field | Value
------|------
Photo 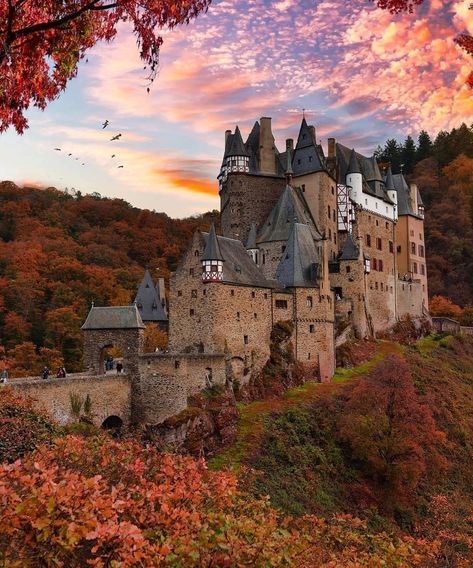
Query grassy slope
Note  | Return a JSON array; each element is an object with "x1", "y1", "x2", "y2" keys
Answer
[{"x1": 210, "y1": 335, "x2": 473, "y2": 548}]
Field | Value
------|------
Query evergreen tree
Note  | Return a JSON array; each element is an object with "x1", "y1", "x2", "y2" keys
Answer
[
  {"x1": 401, "y1": 135, "x2": 417, "y2": 174},
  {"x1": 416, "y1": 130, "x2": 433, "y2": 162},
  {"x1": 378, "y1": 139, "x2": 402, "y2": 172}
]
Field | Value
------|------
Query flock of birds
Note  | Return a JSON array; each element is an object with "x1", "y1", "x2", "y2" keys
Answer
[{"x1": 53, "y1": 120, "x2": 125, "y2": 169}]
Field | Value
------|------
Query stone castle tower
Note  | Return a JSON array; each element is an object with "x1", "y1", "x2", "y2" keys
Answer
[{"x1": 167, "y1": 116, "x2": 428, "y2": 382}]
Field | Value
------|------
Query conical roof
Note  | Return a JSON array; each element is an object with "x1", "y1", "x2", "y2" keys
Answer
[
  {"x1": 295, "y1": 118, "x2": 313, "y2": 149},
  {"x1": 201, "y1": 223, "x2": 224, "y2": 261},
  {"x1": 246, "y1": 223, "x2": 258, "y2": 249},
  {"x1": 275, "y1": 223, "x2": 320, "y2": 288},
  {"x1": 339, "y1": 233, "x2": 360, "y2": 261},
  {"x1": 257, "y1": 185, "x2": 322, "y2": 243},
  {"x1": 384, "y1": 166, "x2": 395, "y2": 190},
  {"x1": 227, "y1": 126, "x2": 249, "y2": 157},
  {"x1": 369, "y1": 156, "x2": 383, "y2": 182},
  {"x1": 347, "y1": 148, "x2": 361, "y2": 175},
  {"x1": 134, "y1": 270, "x2": 168, "y2": 322}
]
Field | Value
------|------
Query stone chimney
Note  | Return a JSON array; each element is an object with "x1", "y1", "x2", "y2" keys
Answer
[
  {"x1": 225, "y1": 129, "x2": 231, "y2": 147},
  {"x1": 308, "y1": 125, "x2": 316, "y2": 145},
  {"x1": 259, "y1": 117, "x2": 276, "y2": 175},
  {"x1": 328, "y1": 138, "x2": 336, "y2": 159},
  {"x1": 410, "y1": 183, "x2": 418, "y2": 212},
  {"x1": 157, "y1": 278, "x2": 166, "y2": 311}
]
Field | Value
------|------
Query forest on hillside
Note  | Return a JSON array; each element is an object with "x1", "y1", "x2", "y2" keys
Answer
[
  {"x1": 376, "y1": 123, "x2": 473, "y2": 310},
  {"x1": 0, "y1": 124, "x2": 472, "y2": 374}
]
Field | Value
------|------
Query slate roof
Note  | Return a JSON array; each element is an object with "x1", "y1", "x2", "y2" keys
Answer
[
  {"x1": 292, "y1": 119, "x2": 327, "y2": 176},
  {"x1": 82, "y1": 305, "x2": 145, "y2": 330},
  {"x1": 226, "y1": 126, "x2": 249, "y2": 157},
  {"x1": 201, "y1": 231, "x2": 271, "y2": 288},
  {"x1": 339, "y1": 233, "x2": 360, "y2": 261},
  {"x1": 257, "y1": 185, "x2": 322, "y2": 244},
  {"x1": 245, "y1": 222, "x2": 258, "y2": 249},
  {"x1": 347, "y1": 149, "x2": 361, "y2": 174},
  {"x1": 245, "y1": 121, "x2": 260, "y2": 173},
  {"x1": 275, "y1": 223, "x2": 320, "y2": 288},
  {"x1": 336, "y1": 143, "x2": 393, "y2": 204},
  {"x1": 202, "y1": 223, "x2": 224, "y2": 261},
  {"x1": 134, "y1": 270, "x2": 167, "y2": 322},
  {"x1": 392, "y1": 173, "x2": 425, "y2": 218},
  {"x1": 384, "y1": 166, "x2": 395, "y2": 191}
]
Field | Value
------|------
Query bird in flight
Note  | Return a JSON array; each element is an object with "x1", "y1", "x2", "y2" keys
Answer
[
  {"x1": 68, "y1": 153, "x2": 72, "y2": 156},
  {"x1": 118, "y1": 165, "x2": 124, "y2": 169},
  {"x1": 110, "y1": 134, "x2": 122, "y2": 141},
  {"x1": 111, "y1": 154, "x2": 116, "y2": 158},
  {"x1": 54, "y1": 148, "x2": 61, "y2": 151},
  {"x1": 102, "y1": 120, "x2": 109, "y2": 129}
]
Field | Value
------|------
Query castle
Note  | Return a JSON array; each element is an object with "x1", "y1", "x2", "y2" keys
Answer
[{"x1": 76, "y1": 116, "x2": 428, "y2": 427}]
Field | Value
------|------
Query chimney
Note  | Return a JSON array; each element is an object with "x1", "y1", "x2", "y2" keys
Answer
[
  {"x1": 259, "y1": 117, "x2": 276, "y2": 174},
  {"x1": 328, "y1": 138, "x2": 336, "y2": 159},
  {"x1": 410, "y1": 183, "x2": 418, "y2": 212},
  {"x1": 286, "y1": 138, "x2": 294, "y2": 153},
  {"x1": 225, "y1": 129, "x2": 231, "y2": 147},
  {"x1": 308, "y1": 125, "x2": 316, "y2": 145},
  {"x1": 157, "y1": 278, "x2": 166, "y2": 311}
]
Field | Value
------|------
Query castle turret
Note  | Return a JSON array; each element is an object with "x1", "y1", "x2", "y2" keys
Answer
[
  {"x1": 346, "y1": 148, "x2": 363, "y2": 202},
  {"x1": 384, "y1": 166, "x2": 398, "y2": 219},
  {"x1": 202, "y1": 223, "x2": 224, "y2": 282},
  {"x1": 245, "y1": 222, "x2": 259, "y2": 264}
]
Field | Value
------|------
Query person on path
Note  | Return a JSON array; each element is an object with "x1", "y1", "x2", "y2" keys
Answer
[
  {"x1": 42, "y1": 367, "x2": 50, "y2": 380},
  {"x1": 116, "y1": 362, "x2": 123, "y2": 374}
]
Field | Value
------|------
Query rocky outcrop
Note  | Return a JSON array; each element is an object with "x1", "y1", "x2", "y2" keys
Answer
[{"x1": 144, "y1": 386, "x2": 239, "y2": 457}]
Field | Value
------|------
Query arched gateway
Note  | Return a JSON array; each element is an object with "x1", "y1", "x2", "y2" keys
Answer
[{"x1": 81, "y1": 305, "x2": 145, "y2": 376}]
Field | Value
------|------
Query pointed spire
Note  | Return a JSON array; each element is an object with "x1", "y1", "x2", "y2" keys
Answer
[
  {"x1": 371, "y1": 155, "x2": 383, "y2": 182},
  {"x1": 347, "y1": 148, "x2": 361, "y2": 175},
  {"x1": 202, "y1": 223, "x2": 224, "y2": 261},
  {"x1": 227, "y1": 125, "x2": 249, "y2": 157},
  {"x1": 339, "y1": 233, "x2": 360, "y2": 261},
  {"x1": 285, "y1": 138, "x2": 293, "y2": 183},
  {"x1": 246, "y1": 223, "x2": 258, "y2": 250},
  {"x1": 384, "y1": 165, "x2": 395, "y2": 191}
]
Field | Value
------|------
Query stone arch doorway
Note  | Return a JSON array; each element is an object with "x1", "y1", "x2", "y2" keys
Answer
[
  {"x1": 99, "y1": 344, "x2": 124, "y2": 375},
  {"x1": 101, "y1": 415, "x2": 123, "y2": 430}
]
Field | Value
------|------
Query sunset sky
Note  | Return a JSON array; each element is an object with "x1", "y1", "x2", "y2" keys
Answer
[{"x1": 0, "y1": 0, "x2": 472, "y2": 217}]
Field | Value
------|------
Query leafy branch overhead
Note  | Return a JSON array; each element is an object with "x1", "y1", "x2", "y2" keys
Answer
[{"x1": 0, "y1": 0, "x2": 212, "y2": 133}]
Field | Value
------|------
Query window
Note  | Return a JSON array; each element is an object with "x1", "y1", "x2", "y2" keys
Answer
[
  {"x1": 333, "y1": 210, "x2": 336, "y2": 222},
  {"x1": 189, "y1": 268, "x2": 194, "y2": 276},
  {"x1": 307, "y1": 296, "x2": 313, "y2": 307},
  {"x1": 413, "y1": 262, "x2": 418, "y2": 274},
  {"x1": 381, "y1": 283, "x2": 384, "y2": 291},
  {"x1": 244, "y1": 335, "x2": 249, "y2": 345},
  {"x1": 194, "y1": 250, "x2": 199, "y2": 257},
  {"x1": 297, "y1": 159, "x2": 301, "y2": 165},
  {"x1": 332, "y1": 186, "x2": 335, "y2": 195},
  {"x1": 329, "y1": 228, "x2": 331, "y2": 239},
  {"x1": 191, "y1": 289, "x2": 197, "y2": 298},
  {"x1": 375, "y1": 282, "x2": 378, "y2": 290},
  {"x1": 252, "y1": 291, "x2": 256, "y2": 298},
  {"x1": 231, "y1": 289, "x2": 235, "y2": 296},
  {"x1": 372, "y1": 258, "x2": 377, "y2": 271},
  {"x1": 366, "y1": 234, "x2": 371, "y2": 247},
  {"x1": 276, "y1": 299, "x2": 288, "y2": 309},
  {"x1": 376, "y1": 237, "x2": 382, "y2": 251},
  {"x1": 175, "y1": 360, "x2": 180, "y2": 369},
  {"x1": 385, "y1": 222, "x2": 389, "y2": 229},
  {"x1": 334, "y1": 234, "x2": 337, "y2": 244},
  {"x1": 419, "y1": 233, "x2": 423, "y2": 241},
  {"x1": 190, "y1": 309, "x2": 194, "y2": 316},
  {"x1": 376, "y1": 219, "x2": 379, "y2": 226},
  {"x1": 346, "y1": 265, "x2": 351, "y2": 273},
  {"x1": 419, "y1": 245, "x2": 425, "y2": 257},
  {"x1": 236, "y1": 311, "x2": 240, "y2": 321},
  {"x1": 203, "y1": 289, "x2": 206, "y2": 296},
  {"x1": 308, "y1": 353, "x2": 311, "y2": 360},
  {"x1": 254, "y1": 313, "x2": 257, "y2": 319},
  {"x1": 301, "y1": 184, "x2": 305, "y2": 192},
  {"x1": 410, "y1": 229, "x2": 414, "y2": 236},
  {"x1": 378, "y1": 259, "x2": 383, "y2": 272},
  {"x1": 389, "y1": 240, "x2": 394, "y2": 253},
  {"x1": 177, "y1": 290, "x2": 182, "y2": 297},
  {"x1": 309, "y1": 324, "x2": 315, "y2": 333},
  {"x1": 262, "y1": 254, "x2": 266, "y2": 265},
  {"x1": 328, "y1": 205, "x2": 331, "y2": 219},
  {"x1": 281, "y1": 245, "x2": 286, "y2": 253},
  {"x1": 410, "y1": 242, "x2": 416, "y2": 255},
  {"x1": 421, "y1": 264, "x2": 425, "y2": 275},
  {"x1": 309, "y1": 155, "x2": 313, "y2": 162},
  {"x1": 264, "y1": 293, "x2": 268, "y2": 299}
]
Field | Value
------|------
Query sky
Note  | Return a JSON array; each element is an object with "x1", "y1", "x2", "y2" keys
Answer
[{"x1": 0, "y1": 0, "x2": 472, "y2": 218}]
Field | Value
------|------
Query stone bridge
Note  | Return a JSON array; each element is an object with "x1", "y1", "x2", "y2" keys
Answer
[{"x1": 11, "y1": 374, "x2": 131, "y2": 429}]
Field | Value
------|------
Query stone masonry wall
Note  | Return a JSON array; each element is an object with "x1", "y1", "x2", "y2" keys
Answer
[
  {"x1": 16, "y1": 375, "x2": 131, "y2": 427},
  {"x1": 396, "y1": 279, "x2": 424, "y2": 319},
  {"x1": 220, "y1": 173, "x2": 285, "y2": 243},
  {"x1": 355, "y1": 210, "x2": 396, "y2": 332}
]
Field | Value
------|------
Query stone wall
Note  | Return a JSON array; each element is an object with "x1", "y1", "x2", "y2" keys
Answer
[
  {"x1": 355, "y1": 210, "x2": 396, "y2": 332},
  {"x1": 15, "y1": 375, "x2": 131, "y2": 427},
  {"x1": 220, "y1": 172, "x2": 285, "y2": 243},
  {"x1": 396, "y1": 279, "x2": 424, "y2": 319}
]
